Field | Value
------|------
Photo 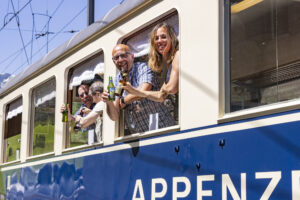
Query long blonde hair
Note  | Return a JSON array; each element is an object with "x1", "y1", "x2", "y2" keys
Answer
[{"x1": 148, "y1": 23, "x2": 178, "y2": 73}]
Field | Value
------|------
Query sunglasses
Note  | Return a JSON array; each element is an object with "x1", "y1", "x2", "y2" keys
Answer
[
  {"x1": 79, "y1": 91, "x2": 89, "y2": 98},
  {"x1": 112, "y1": 52, "x2": 131, "y2": 61}
]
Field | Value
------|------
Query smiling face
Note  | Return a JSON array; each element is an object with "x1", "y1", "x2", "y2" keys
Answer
[
  {"x1": 154, "y1": 27, "x2": 171, "y2": 56},
  {"x1": 112, "y1": 44, "x2": 134, "y2": 72},
  {"x1": 78, "y1": 85, "x2": 93, "y2": 107}
]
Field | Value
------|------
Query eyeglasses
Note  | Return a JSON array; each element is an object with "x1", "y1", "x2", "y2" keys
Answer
[
  {"x1": 112, "y1": 52, "x2": 130, "y2": 61},
  {"x1": 79, "y1": 91, "x2": 89, "y2": 98}
]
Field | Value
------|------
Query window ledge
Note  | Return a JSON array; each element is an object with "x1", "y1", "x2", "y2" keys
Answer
[
  {"x1": 219, "y1": 99, "x2": 300, "y2": 123},
  {"x1": 26, "y1": 152, "x2": 55, "y2": 162},
  {"x1": 62, "y1": 142, "x2": 104, "y2": 154},
  {"x1": 1, "y1": 160, "x2": 21, "y2": 167},
  {"x1": 115, "y1": 125, "x2": 180, "y2": 143}
]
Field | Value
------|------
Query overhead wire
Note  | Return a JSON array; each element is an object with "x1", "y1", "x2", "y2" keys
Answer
[
  {"x1": 9, "y1": 5, "x2": 86, "y2": 75},
  {"x1": 0, "y1": 0, "x2": 33, "y2": 32},
  {"x1": 10, "y1": 0, "x2": 30, "y2": 65},
  {"x1": 0, "y1": 0, "x2": 71, "y2": 73},
  {"x1": 0, "y1": 0, "x2": 65, "y2": 74}
]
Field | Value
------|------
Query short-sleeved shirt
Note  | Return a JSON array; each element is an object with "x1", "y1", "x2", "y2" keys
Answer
[
  {"x1": 115, "y1": 62, "x2": 175, "y2": 134},
  {"x1": 92, "y1": 101, "x2": 104, "y2": 142},
  {"x1": 75, "y1": 103, "x2": 96, "y2": 132}
]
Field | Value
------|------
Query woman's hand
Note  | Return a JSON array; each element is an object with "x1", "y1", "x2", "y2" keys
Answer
[{"x1": 122, "y1": 82, "x2": 142, "y2": 96}]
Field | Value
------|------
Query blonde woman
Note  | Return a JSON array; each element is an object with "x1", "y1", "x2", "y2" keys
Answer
[
  {"x1": 123, "y1": 22, "x2": 179, "y2": 102},
  {"x1": 123, "y1": 22, "x2": 179, "y2": 121}
]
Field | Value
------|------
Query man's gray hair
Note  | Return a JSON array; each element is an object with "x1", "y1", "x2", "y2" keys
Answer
[{"x1": 89, "y1": 81, "x2": 104, "y2": 95}]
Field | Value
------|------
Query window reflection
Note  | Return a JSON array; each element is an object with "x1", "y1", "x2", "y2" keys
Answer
[
  {"x1": 32, "y1": 79, "x2": 56, "y2": 156},
  {"x1": 4, "y1": 98, "x2": 22, "y2": 162},
  {"x1": 229, "y1": 0, "x2": 300, "y2": 112}
]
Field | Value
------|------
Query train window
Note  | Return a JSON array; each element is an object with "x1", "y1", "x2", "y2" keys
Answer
[
  {"x1": 226, "y1": 0, "x2": 300, "y2": 112},
  {"x1": 30, "y1": 79, "x2": 56, "y2": 156},
  {"x1": 119, "y1": 12, "x2": 179, "y2": 136},
  {"x1": 4, "y1": 98, "x2": 22, "y2": 163},
  {"x1": 66, "y1": 54, "x2": 104, "y2": 148}
]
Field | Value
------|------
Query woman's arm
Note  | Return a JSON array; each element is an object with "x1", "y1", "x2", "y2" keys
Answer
[
  {"x1": 161, "y1": 51, "x2": 179, "y2": 95},
  {"x1": 122, "y1": 83, "x2": 166, "y2": 102}
]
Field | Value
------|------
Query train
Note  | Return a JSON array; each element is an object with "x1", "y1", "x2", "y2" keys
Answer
[{"x1": 0, "y1": 0, "x2": 300, "y2": 199}]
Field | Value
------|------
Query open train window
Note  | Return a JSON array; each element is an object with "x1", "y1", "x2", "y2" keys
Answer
[
  {"x1": 30, "y1": 79, "x2": 56, "y2": 156},
  {"x1": 3, "y1": 98, "x2": 22, "y2": 163},
  {"x1": 65, "y1": 53, "x2": 104, "y2": 149},
  {"x1": 118, "y1": 11, "x2": 179, "y2": 137},
  {"x1": 225, "y1": 0, "x2": 300, "y2": 112}
]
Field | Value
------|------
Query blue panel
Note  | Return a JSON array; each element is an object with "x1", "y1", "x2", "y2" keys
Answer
[{"x1": 4, "y1": 120, "x2": 300, "y2": 199}]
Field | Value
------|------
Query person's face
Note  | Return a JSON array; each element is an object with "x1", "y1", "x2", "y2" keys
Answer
[
  {"x1": 154, "y1": 27, "x2": 171, "y2": 56},
  {"x1": 112, "y1": 47, "x2": 134, "y2": 72},
  {"x1": 91, "y1": 92, "x2": 102, "y2": 103},
  {"x1": 78, "y1": 86, "x2": 92, "y2": 105}
]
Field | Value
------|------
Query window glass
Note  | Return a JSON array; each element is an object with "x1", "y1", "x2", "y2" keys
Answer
[
  {"x1": 119, "y1": 12, "x2": 179, "y2": 136},
  {"x1": 4, "y1": 98, "x2": 22, "y2": 162},
  {"x1": 66, "y1": 54, "x2": 104, "y2": 148},
  {"x1": 228, "y1": 0, "x2": 300, "y2": 112},
  {"x1": 31, "y1": 79, "x2": 56, "y2": 156}
]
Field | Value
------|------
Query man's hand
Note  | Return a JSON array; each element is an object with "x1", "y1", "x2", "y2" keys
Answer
[
  {"x1": 81, "y1": 107, "x2": 91, "y2": 115},
  {"x1": 102, "y1": 89, "x2": 110, "y2": 103}
]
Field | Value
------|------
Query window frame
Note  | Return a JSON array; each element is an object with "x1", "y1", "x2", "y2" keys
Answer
[
  {"x1": 114, "y1": 9, "x2": 181, "y2": 142},
  {"x1": 29, "y1": 78, "x2": 56, "y2": 158},
  {"x1": 220, "y1": 0, "x2": 300, "y2": 123},
  {"x1": 2, "y1": 96, "x2": 23, "y2": 164},
  {"x1": 63, "y1": 51, "x2": 105, "y2": 152}
]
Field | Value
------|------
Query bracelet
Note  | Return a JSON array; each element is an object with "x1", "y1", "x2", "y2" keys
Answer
[{"x1": 121, "y1": 96, "x2": 126, "y2": 105}]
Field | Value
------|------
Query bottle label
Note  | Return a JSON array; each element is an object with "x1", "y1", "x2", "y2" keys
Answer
[
  {"x1": 115, "y1": 83, "x2": 123, "y2": 95},
  {"x1": 109, "y1": 88, "x2": 115, "y2": 100}
]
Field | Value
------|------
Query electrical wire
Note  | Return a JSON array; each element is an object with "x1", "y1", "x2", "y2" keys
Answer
[
  {"x1": 0, "y1": 0, "x2": 33, "y2": 32},
  {"x1": 8, "y1": 6, "x2": 86, "y2": 75},
  {"x1": 10, "y1": 0, "x2": 29, "y2": 65}
]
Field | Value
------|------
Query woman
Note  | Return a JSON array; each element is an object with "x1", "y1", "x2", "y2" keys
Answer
[{"x1": 123, "y1": 22, "x2": 179, "y2": 119}]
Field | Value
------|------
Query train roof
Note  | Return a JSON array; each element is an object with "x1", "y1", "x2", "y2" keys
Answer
[{"x1": 0, "y1": 0, "x2": 149, "y2": 97}]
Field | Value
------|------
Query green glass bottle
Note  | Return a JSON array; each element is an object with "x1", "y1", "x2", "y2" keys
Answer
[
  {"x1": 107, "y1": 76, "x2": 115, "y2": 101},
  {"x1": 62, "y1": 103, "x2": 68, "y2": 122}
]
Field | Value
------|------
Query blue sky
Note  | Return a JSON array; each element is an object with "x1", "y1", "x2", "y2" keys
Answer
[{"x1": 0, "y1": 0, "x2": 121, "y2": 75}]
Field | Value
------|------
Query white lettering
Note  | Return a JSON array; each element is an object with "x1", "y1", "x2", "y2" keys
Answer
[
  {"x1": 255, "y1": 171, "x2": 281, "y2": 200},
  {"x1": 152, "y1": 178, "x2": 167, "y2": 200},
  {"x1": 197, "y1": 175, "x2": 215, "y2": 200},
  {"x1": 132, "y1": 179, "x2": 145, "y2": 200},
  {"x1": 173, "y1": 177, "x2": 191, "y2": 200},
  {"x1": 292, "y1": 170, "x2": 300, "y2": 200},
  {"x1": 222, "y1": 173, "x2": 246, "y2": 200}
]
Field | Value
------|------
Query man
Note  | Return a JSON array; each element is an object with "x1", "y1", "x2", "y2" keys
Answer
[
  {"x1": 60, "y1": 83, "x2": 94, "y2": 118},
  {"x1": 61, "y1": 83, "x2": 96, "y2": 143},
  {"x1": 74, "y1": 81, "x2": 104, "y2": 142},
  {"x1": 102, "y1": 44, "x2": 175, "y2": 134}
]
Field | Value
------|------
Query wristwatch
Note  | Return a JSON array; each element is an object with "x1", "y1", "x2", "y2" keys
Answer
[{"x1": 121, "y1": 96, "x2": 126, "y2": 105}]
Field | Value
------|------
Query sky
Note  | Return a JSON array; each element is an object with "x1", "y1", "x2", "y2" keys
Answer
[{"x1": 0, "y1": 0, "x2": 122, "y2": 75}]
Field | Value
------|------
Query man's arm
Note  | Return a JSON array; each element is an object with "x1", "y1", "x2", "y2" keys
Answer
[
  {"x1": 75, "y1": 111, "x2": 99, "y2": 128},
  {"x1": 102, "y1": 89, "x2": 120, "y2": 121}
]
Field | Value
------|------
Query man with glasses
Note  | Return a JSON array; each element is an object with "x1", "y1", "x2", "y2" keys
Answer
[
  {"x1": 73, "y1": 81, "x2": 104, "y2": 142},
  {"x1": 102, "y1": 44, "x2": 175, "y2": 134},
  {"x1": 60, "y1": 82, "x2": 97, "y2": 143}
]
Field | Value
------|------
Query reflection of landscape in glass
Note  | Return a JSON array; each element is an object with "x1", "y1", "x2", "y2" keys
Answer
[
  {"x1": 6, "y1": 134, "x2": 21, "y2": 162},
  {"x1": 33, "y1": 79, "x2": 56, "y2": 156},
  {"x1": 70, "y1": 102, "x2": 88, "y2": 147},
  {"x1": 33, "y1": 123, "x2": 54, "y2": 155}
]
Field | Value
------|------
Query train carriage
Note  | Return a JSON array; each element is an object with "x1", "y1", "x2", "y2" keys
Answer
[{"x1": 0, "y1": 0, "x2": 300, "y2": 199}]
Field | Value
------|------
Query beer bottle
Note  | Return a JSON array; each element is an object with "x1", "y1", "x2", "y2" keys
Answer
[
  {"x1": 115, "y1": 70, "x2": 128, "y2": 96},
  {"x1": 107, "y1": 76, "x2": 115, "y2": 101},
  {"x1": 62, "y1": 103, "x2": 68, "y2": 122}
]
